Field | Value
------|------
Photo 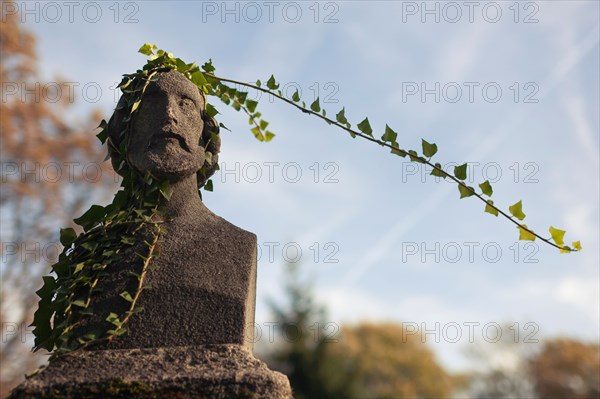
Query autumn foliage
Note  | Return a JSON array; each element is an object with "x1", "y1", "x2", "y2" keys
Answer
[{"x1": 1, "y1": 2, "x2": 115, "y2": 395}]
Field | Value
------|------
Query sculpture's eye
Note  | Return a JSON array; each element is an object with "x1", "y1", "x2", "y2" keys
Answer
[{"x1": 180, "y1": 97, "x2": 195, "y2": 108}]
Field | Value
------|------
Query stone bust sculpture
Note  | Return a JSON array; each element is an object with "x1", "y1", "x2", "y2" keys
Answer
[
  {"x1": 9, "y1": 68, "x2": 291, "y2": 399},
  {"x1": 85, "y1": 70, "x2": 257, "y2": 350}
]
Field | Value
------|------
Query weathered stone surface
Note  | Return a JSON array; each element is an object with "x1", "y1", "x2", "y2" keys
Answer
[
  {"x1": 81, "y1": 204, "x2": 258, "y2": 352},
  {"x1": 8, "y1": 345, "x2": 293, "y2": 399},
  {"x1": 77, "y1": 70, "x2": 257, "y2": 351}
]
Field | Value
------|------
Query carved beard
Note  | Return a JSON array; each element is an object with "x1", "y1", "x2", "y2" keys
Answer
[{"x1": 128, "y1": 130, "x2": 205, "y2": 182}]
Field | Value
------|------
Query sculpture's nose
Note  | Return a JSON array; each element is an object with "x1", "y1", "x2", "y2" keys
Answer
[{"x1": 165, "y1": 102, "x2": 178, "y2": 125}]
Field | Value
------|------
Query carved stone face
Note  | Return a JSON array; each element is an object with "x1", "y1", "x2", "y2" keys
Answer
[{"x1": 127, "y1": 70, "x2": 206, "y2": 181}]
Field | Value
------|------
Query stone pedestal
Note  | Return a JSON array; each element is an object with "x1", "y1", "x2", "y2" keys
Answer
[{"x1": 8, "y1": 345, "x2": 292, "y2": 399}]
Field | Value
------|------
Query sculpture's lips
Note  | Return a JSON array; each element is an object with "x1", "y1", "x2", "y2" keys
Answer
[{"x1": 149, "y1": 130, "x2": 191, "y2": 152}]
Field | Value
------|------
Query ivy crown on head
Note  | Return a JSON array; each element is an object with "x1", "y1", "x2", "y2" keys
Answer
[{"x1": 104, "y1": 68, "x2": 221, "y2": 190}]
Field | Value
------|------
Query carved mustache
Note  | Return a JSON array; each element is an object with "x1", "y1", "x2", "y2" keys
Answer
[{"x1": 147, "y1": 127, "x2": 193, "y2": 153}]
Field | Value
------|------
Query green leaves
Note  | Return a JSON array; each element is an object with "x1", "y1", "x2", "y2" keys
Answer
[
  {"x1": 479, "y1": 180, "x2": 493, "y2": 197},
  {"x1": 190, "y1": 70, "x2": 207, "y2": 87},
  {"x1": 201, "y1": 59, "x2": 215, "y2": 74},
  {"x1": 421, "y1": 139, "x2": 437, "y2": 158},
  {"x1": 519, "y1": 225, "x2": 536, "y2": 241},
  {"x1": 431, "y1": 163, "x2": 445, "y2": 178},
  {"x1": 266, "y1": 75, "x2": 279, "y2": 90},
  {"x1": 120, "y1": 291, "x2": 134, "y2": 303},
  {"x1": 292, "y1": 90, "x2": 301, "y2": 102},
  {"x1": 454, "y1": 164, "x2": 468, "y2": 180},
  {"x1": 484, "y1": 200, "x2": 498, "y2": 216},
  {"x1": 310, "y1": 98, "x2": 321, "y2": 113},
  {"x1": 381, "y1": 125, "x2": 398, "y2": 143},
  {"x1": 138, "y1": 43, "x2": 157, "y2": 55},
  {"x1": 336, "y1": 108, "x2": 349, "y2": 127},
  {"x1": 60, "y1": 228, "x2": 77, "y2": 247},
  {"x1": 458, "y1": 184, "x2": 475, "y2": 199},
  {"x1": 74, "y1": 205, "x2": 106, "y2": 231},
  {"x1": 509, "y1": 200, "x2": 526, "y2": 221},
  {"x1": 357, "y1": 118, "x2": 373, "y2": 136},
  {"x1": 246, "y1": 99, "x2": 258, "y2": 113},
  {"x1": 549, "y1": 226, "x2": 566, "y2": 247},
  {"x1": 159, "y1": 181, "x2": 173, "y2": 201},
  {"x1": 202, "y1": 104, "x2": 217, "y2": 119},
  {"x1": 96, "y1": 120, "x2": 108, "y2": 143}
]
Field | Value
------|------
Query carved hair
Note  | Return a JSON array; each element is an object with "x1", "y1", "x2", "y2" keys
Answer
[{"x1": 107, "y1": 73, "x2": 220, "y2": 189}]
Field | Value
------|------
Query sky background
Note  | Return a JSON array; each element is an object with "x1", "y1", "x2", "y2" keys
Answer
[{"x1": 14, "y1": 0, "x2": 600, "y2": 371}]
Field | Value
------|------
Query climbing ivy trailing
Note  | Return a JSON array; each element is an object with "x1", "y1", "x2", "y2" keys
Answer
[{"x1": 31, "y1": 43, "x2": 581, "y2": 359}]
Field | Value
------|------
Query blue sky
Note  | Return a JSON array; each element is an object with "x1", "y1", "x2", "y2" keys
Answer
[{"x1": 18, "y1": 0, "x2": 600, "y2": 371}]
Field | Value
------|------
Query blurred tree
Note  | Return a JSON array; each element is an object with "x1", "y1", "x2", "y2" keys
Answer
[
  {"x1": 462, "y1": 324, "x2": 536, "y2": 399},
  {"x1": 264, "y1": 263, "x2": 454, "y2": 398},
  {"x1": 320, "y1": 323, "x2": 455, "y2": 398},
  {"x1": 263, "y1": 262, "x2": 337, "y2": 399},
  {"x1": 0, "y1": 2, "x2": 116, "y2": 395},
  {"x1": 462, "y1": 328, "x2": 599, "y2": 399},
  {"x1": 529, "y1": 338, "x2": 600, "y2": 399}
]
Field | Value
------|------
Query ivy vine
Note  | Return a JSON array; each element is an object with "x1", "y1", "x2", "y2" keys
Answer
[{"x1": 31, "y1": 43, "x2": 581, "y2": 360}]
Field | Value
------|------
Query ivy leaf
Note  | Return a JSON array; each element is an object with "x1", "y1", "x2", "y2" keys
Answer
[
  {"x1": 484, "y1": 200, "x2": 498, "y2": 216},
  {"x1": 266, "y1": 75, "x2": 279, "y2": 90},
  {"x1": 74, "y1": 205, "x2": 106, "y2": 230},
  {"x1": 96, "y1": 122, "x2": 108, "y2": 143},
  {"x1": 265, "y1": 131, "x2": 276, "y2": 142},
  {"x1": 381, "y1": 125, "x2": 398, "y2": 143},
  {"x1": 255, "y1": 80, "x2": 261, "y2": 87},
  {"x1": 408, "y1": 150, "x2": 424, "y2": 163},
  {"x1": 479, "y1": 180, "x2": 493, "y2": 197},
  {"x1": 74, "y1": 263, "x2": 85, "y2": 274},
  {"x1": 336, "y1": 108, "x2": 348, "y2": 125},
  {"x1": 120, "y1": 291, "x2": 134, "y2": 303},
  {"x1": 201, "y1": 59, "x2": 215, "y2": 73},
  {"x1": 560, "y1": 246, "x2": 572, "y2": 254},
  {"x1": 292, "y1": 90, "x2": 301, "y2": 102},
  {"x1": 31, "y1": 277, "x2": 55, "y2": 351},
  {"x1": 35, "y1": 276, "x2": 56, "y2": 301},
  {"x1": 518, "y1": 225, "x2": 536, "y2": 241},
  {"x1": 430, "y1": 163, "x2": 445, "y2": 178},
  {"x1": 59, "y1": 228, "x2": 77, "y2": 247},
  {"x1": 509, "y1": 200, "x2": 526, "y2": 221},
  {"x1": 72, "y1": 299, "x2": 87, "y2": 308},
  {"x1": 204, "y1": 180, "x2": 214, "y2": 192},
  {"x1": 357, "y1": 118, "x2": 373, "y2": 136},
  {"x1": 205, "y1": 103, "x2": 219, "y2": 118},
  {"x1": 246, "y1": 100, "x2": 258, "y2": 113},
  {"x1": 549, "y1": 226, "x2": 566, "y2": 247},
  {"x1": 106, "y1": 313, "x2": 121, "y2": 325},
  {"x1": 236, "y1": 91, "x2": 248, "y2": 103},
  {"x1": 391, "y1": 144, "x2": 406, "y2": 158},
  {"x1": 572, "y1": 241, "x2": 582, "y2": 251},
  {"x1": 190, "y1": 71, "x2": 207, "y2": 87},
  {"x1": 310, "y1": 98, "x2": 321, "y2": 112},
  {"x1": 454, "y1": 164, "x2": 468, "y2": 180},
  {"x1": 251, "y1": 127, "x2": 264, "y2": 142},
  {"x1": 138, "y1": 43, "x2": 157, "y2": 56},
  {"x1": 458, "y1": 184, "x2": 475, "y2": 199},
  {"x1": 159, "y1": 181, "x2": 173, "y2": 200},
  {"x1": 421, "y1": 139, "x2": 438, "y2": 158}
]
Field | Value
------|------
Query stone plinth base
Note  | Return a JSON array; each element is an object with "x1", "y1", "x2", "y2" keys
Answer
[{"x1": 9, "y1": 345, "x2": 292, "y2": 399}]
